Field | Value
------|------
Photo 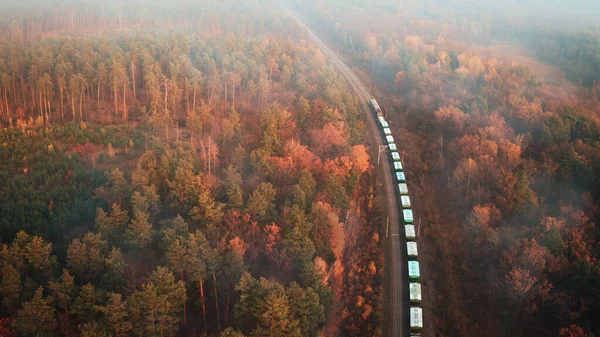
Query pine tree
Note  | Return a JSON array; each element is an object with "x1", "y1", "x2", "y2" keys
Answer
[
  {"x1": 72, "y1": 283, "x2": 103, "y2": 323},
  {"x1": 101, "y1": 247, "x2": 127, "y2": 292},
  {"x1": 220, "y1": 327, "x2": 246, "y2": 337},
  {"x1": 128, "y1": 267, "x2": 186, "y2": 337},
  {"x1": 95, "y1": 204, "x2": 129, "y2": 242},
  {"x1": 247, "y1": 182, "x2": 276, "y2": 219},
  {"x1": 160, "y1": 215, "x2": 189, "y2": 249},
  {"x1": 79, "y1": 322, "x2": 109, "y2": 337},
  {"x1": 14, "y1": 287, "x2": 57, "y2": 337},
  {"x1": 126, "y1": 209, "x2": 154, "y2": 252},
  {"x1": 66, "y1": 232, "x2": 108, "y2": 283},
  {"x1": 48, "y1": 269, "x2": 76, "y2": 335},
  {"x1": 286, "y1": 282, "x2": 325, "y2": 337},
  {"x1": 0, "y1": 264, "x2": 21, "y2": 311},
  {"x1": 96, "y1": 293, "x2": 132, "y2": 337},
  {"x1": 235, "y1": 273, "x2": 301, "y2": 337}
]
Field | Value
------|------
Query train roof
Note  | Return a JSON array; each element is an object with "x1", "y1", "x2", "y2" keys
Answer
[
  {"x1": 381, "y1": 121, "x2": 389, "y2": 128},
  {"x1": 401, "y1": 195, "x2": 411, "y2": 207},
  {"x1": 383, "y1": 128, "x2": 392, "y2": 135},
  {"x1": 394, "y1": 162, "x2": 403, "y2": 171},
  {"x1": 396, "y1": 171, "x2": 406, "y2": 182},
  {"x1": 386, "y1": 135, "x2": 395, "y2": 144},
  {"x1": 405, "y1": 225, "x2": 416, "y2": 239},
  {"x1": 389, "y1": 143, "x2": 397, "y2": 151},
  {"x1": 407, "y1": 242, "x2": 418, "y2": 256},
  {"x1": 403, "y1": 209, "x2": 414, "y2": 222},
  {"x1": 410, "y1": 307, "x2": 423, "y2": 328},
  {"x1": 409, "y1": 283, "x2": 422, "y2": 302},
  {"x1": 398, "y1": 183, "x2": 409, "y2": 195},
  {"x1": 391, "y1": 152, "x2": 401, "y2": 161},
  {"x1": 408, "y1": 261, "x2": 420, "y2": 278}
]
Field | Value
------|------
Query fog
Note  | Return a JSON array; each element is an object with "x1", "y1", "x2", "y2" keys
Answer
[
  {"x1": 319, "y1": 0, "x2": 600, "y2": 26},
  {"x1": 0, "y1": 1, "x2": 599, "y2": 337}
]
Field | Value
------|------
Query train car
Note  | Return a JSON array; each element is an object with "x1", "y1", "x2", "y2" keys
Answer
[
  {"x1": 405, "y1": 224, "x2": 416, "y2": 240},
  {"x1": 370, "y1": 98, "x2": 383, "y2": 116},
  {"x1": 401, "y1": 195, "x2": 411, "y2": 208},
  {"x1": 386, "y1": 135, "x2": 395, "y2": 145},
  {"x1": 394, "y1": 161, "x2": 403, "y2": 171},
  {"x1": 377, "y1": 115, "x2": 385, "y2": 124},
  {"x1": 398, "y1": 183, "x2": 408, "y2": 195},
  {"x1": 409, "y1": 282, "x2": 422, "y2": 303},
  {"x1": 391, "y1": 152, "x2": 401, "y2": 161},
  {"x1": 381, "y1": 120, "x2": 389, "y2": 128},
  {"x1": 410, "y1": 307, "x2": 423, "y2": 334},
  {"x1": 389, "y1": 143, "x2": 397, "y2": 152},
  {"x1": 383, "y1": 127, "x2": 392, "y2": 136},
  {"x1": 403, "y1": 209, "x2": 414, "y2": 223},
  {"x1": 407, "y1": 242, "x2": 418, "y2": 260},
  {"x1": 396, "y1": 171, "x2": 406, "y2": 182},
  {"x1": 408, "y1": 261, "x2": 420, "y2": 280}
]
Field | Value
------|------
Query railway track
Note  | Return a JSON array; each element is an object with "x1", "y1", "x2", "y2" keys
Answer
[{"x1": 281, "y1": 5, "x2": 408, "y2": 337}]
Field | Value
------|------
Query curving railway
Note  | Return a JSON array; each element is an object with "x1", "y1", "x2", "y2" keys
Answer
[{"x1": 282, "y1": 4, "x2": 424, "y2": 337}]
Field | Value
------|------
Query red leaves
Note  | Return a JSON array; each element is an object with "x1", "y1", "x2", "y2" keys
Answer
[
  {"x1": 0, "y1": 318, "x2": 17, "y2": 337},
  {"x1": 70, "y1": 142, "x2": 103, "y2": 157},
  {"x1": 559, "y1": 325, "x2": 588, "y2": 337},
  {"x1": 64, "y1": 169, "x2": 74, "y2": 184},
  {"x1": 505, "y1": 268, "x2": 537, "y2": 299},
  {"x1": 310, "y1": 122, "x2": 348, "y2": 158}
]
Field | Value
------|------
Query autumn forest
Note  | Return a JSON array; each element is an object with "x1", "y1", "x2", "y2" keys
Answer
[{"x1": 1, "y1": 0, "x2": 600, "y2": 337}]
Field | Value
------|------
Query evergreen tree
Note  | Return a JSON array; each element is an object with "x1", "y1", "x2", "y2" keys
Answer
[
  {"x1": 220, "y1": 327, "x2": 246, "y2": 337},
  {"x1": 79, "y1": 322, "x2": 109, "y2": 337},
  {"x1": 14, "y1": 287, "x2": 57, "y2": 337},
  {"x1": 126, "y1": 209, "x2": 154, "y2": 252},
  {"x1": 235, "y1": 273, "x2": 301, "y2": 337},
  {"x1": 48, "y1": 269, "x2": 76, "y2": 327},
  {"x1": 286, "y1": 282, "x2": 325, "y2": 337},
  {"x1": 247, "y1": 182, "x2": 276, "y2": 219},
  {"x1": 72, "y1": 283, "x2": 104, "y2": 323},
  {"x1": 128, "y1": 267, "x2": 186, "y2": 337},
  {"x1": 96, "y1": 293, "x2": 132, "y2": 337},
  {"x1": 0, "y1": 264, "x2": 21, "y2": 311}
]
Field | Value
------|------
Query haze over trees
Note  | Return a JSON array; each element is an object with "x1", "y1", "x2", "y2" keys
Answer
[
  {"x1": 3, "y1": 0, "x2": 600, "y2": 337},
  {"x1": 0, "y1": 1, "x2": 384, "y2": 337},
  {"x1": 290, "y1": 0, "x2": 600, "y2": 336}
]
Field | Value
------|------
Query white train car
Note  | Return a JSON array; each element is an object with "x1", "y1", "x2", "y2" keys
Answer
[
  {"x1": 408, "y1": 261, "x2": 420, "y2": 280},
  {"x1": 410, "y1": 307, "x2": 423, "y2": 333},
  {"x1": 405, "y1": 225, "x2": 416, "y2": 240},
  {"x1": 409, "y1": 283, "x2": 422, "y2": 303},
  {"x1": 396, "y1": 171, "x2": 406, "y2": 182},
  {"x1": 394, "y1": 161, "x2": 403, "y2": 171},
  {"x1": 407, "y1": 241, "x2": 418, "y2": 260},
  {"x1": 401, "y1": 195, "x2": 411, "y2": 208},
  {"x1": 391, "y1": 152, "x2": 401, "y2": 161},
  {"x1": 403, "y1": 209, "x2": 414, "y2": 223},
  {"x1": 389, "y1": 143, "x2": 397, "y2": 152},
  {"x1": 398, "y1": 183, "x2": 408, "y2": 195}
]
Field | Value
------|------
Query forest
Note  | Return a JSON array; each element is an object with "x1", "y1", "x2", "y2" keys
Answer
[
  {"x1": 3, "y1": 0, "x2": 600, "y2": 337},
  {"x1": 0, "y1": 1, "x2": 385, "y2": 337},
  {"x1": 289, "y1": 0, "x2": 600, "y2": 336}
]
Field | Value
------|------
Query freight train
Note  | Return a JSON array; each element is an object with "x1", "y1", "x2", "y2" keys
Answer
[{"x1": 371, "y1": 97, "x2": 423, "y2": 337}]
